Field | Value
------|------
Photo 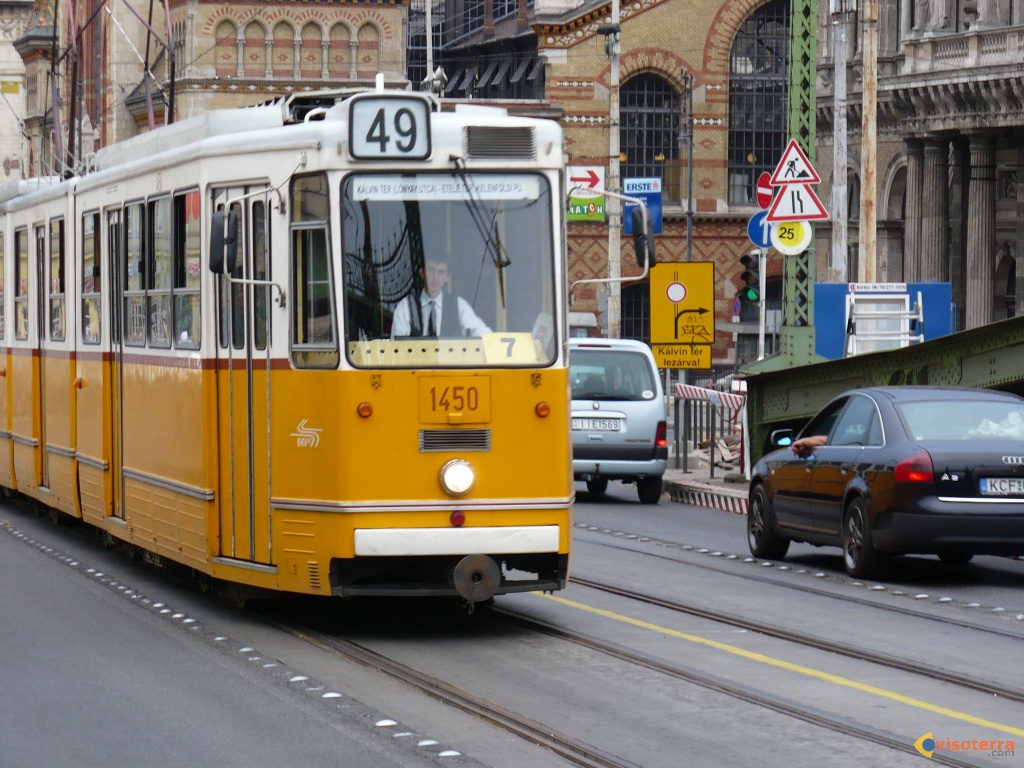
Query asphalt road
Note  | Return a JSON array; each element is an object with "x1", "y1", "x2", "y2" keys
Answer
[{"x1": 0, "y1": 507, "x2": 471, "y2": 768}]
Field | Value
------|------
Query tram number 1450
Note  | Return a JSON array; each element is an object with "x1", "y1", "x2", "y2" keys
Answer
[{"x1": 418, "y1": 378, "x2": 491, "y2": 421}]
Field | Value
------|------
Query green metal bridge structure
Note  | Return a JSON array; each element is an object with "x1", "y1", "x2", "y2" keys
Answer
[{"x1": 744, "y1": 0, "x2": 1024, "y2": 461}]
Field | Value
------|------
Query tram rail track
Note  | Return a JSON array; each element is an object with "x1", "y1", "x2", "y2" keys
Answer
[
  {"x1": 260, "y1": 615, "x2": 645, "y2": 768},
  {"x1": 570, "y1": 574, "x2": 1024, "y2": 704},
  {"x1": 577, "y1": 522, "x2": 1024, "y2": 642},
  {"x1": 264, "y1": 606, "x2": 989, "y2": 768}
]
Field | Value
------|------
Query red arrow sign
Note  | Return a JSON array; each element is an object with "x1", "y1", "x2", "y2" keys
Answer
[
  {"x1": 755, "y1": 172, "x2": 773, "y2": 210},
  {"x1": 569, "y1": 169, "x2": 600, "y2": 188}
]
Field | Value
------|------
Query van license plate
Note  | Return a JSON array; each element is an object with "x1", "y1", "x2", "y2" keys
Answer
[
  {"x1": 979, "y1": 477, "x2": 1024, "y2": 496},
  {"x1": 572, "y1": 418, "x2": 621, "y2": 431}
]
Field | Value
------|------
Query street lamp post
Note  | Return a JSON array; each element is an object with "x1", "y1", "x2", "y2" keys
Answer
[
  {"x1": 599, "y1": 1, "x2": 622, "y2": 338},
  {"x1": 681, "y1": 71, "x2": 694, "y2": 264}
]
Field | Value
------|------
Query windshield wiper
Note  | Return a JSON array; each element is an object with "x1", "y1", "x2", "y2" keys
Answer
[{"x1": 452, "y1": 158, "x2": 511, "y2": 309}]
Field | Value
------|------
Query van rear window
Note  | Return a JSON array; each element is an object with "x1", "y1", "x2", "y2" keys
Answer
[{"x1": 570, "y1": 350, "x2": 655, "y2": 400}]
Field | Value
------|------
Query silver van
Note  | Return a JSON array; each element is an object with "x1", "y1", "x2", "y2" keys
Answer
[{"x1": 569, "y1": 338, "x2": 667, "y2": 504}]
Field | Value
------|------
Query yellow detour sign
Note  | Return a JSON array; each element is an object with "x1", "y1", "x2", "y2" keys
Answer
[
  {"x1": 649, "y1": 262, "x2": 715, "y2": 345},
  {"x1": 652, "y1": 343, "x2": 712, "y2": 369},
  {"x1": 649, "y1": 263, "x2": 715, "y2": 370}
]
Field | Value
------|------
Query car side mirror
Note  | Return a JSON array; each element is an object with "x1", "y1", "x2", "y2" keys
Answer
[{"x1": 770, "y1": 428, "x2": 794, "y2": 448}]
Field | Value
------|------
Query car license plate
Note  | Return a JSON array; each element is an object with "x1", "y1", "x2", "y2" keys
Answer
[
  {"x1": 572, "y1": 418, "x2": 621, "y2": 431},
  {"x1": 979, "y1": 477, "x2": 1024, "y2": 496}
]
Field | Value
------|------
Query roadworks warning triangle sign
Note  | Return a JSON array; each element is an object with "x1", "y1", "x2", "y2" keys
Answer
[
  {"x1": 770, "y1": 139, "x2": 821, "y2": 185},
  {"x1": 766, "y1": 183, "x2": 829, "y2": 222}
]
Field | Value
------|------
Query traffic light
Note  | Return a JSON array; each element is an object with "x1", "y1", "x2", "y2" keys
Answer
[{"x1": 738, "y1": 252, "x2": 761, "y2": 303}]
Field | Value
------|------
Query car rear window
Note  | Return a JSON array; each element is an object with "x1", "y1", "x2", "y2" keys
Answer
[
  {"x1": 898, "y1": 399, "x2": 1024, "y2": 440},
  {"x1": 570, "y1": 350, "x2": 655, "y2": 400}
]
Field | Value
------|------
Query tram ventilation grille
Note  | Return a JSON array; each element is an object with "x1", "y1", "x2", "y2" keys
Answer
[
  {"x1": 308, "y1": 561, "x2": 322, "y2": 591},
  {"x1": 419, "y1": 429, "x2": 491, "y2": 452},
  {"x1": 464, "y1": 127, "x2": 535, "y2": 159}
]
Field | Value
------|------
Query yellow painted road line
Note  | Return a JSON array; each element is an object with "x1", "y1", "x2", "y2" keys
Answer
[{"x1": 540, "y1": 593, "x2": 1024, "y2": 738}]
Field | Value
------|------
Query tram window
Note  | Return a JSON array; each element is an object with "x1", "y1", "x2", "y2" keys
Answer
[
  {"x1": 253, "y1": 201, "x2": 269, "y2": 351},
  {"x1": 48, "y1": 219, "x2": 66, "y2": 341},
  {"x1": 230, "y1": 202, "x2": 244, "y2": 350},
  {"x1": 81, "y1": 212, "x2": 101, "y2": 344},
  {"x1": 14, "y1": 227, "x2": 27, "y2": 340},
  {"x1": 123, "y1": 202, "x2": 146, "y2": 346},
  {"x1": 340, "y1": 172, "x2": 557, "y2": 367},
  {"x1": 291, "y1": 226, "x2": 338, "y2": 367},
  {"x1": 147, "y1": 197, "x2": 172, "y2": 348},
  {"x1": 291, "y1": 174, "x2": 338, "y2": 368},
  {"x1": 173, "y1": 191, "x2": 201, "y2": 348}
]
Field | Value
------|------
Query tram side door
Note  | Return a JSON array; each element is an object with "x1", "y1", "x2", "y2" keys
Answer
[
  {"x1": 33, "y1": 225, "x2": 47, "y2": 489},
  {"x1": 214, "y1": 187, "x2": 274, "y2": 565},
  {"x1": 107, "y1": 209, "x2": 126, "y2": 519}
]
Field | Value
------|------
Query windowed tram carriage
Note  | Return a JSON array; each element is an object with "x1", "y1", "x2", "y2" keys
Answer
[{"x1": 0, "y1": 85, "x2": 575, "y2": 604}]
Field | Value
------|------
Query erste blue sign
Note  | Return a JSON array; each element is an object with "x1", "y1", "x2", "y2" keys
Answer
[{"x1": 623, "y1": 178, "x2": 663, "y2": 234}]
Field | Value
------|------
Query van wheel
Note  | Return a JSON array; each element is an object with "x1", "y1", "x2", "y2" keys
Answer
[
  {"x1": 747, "y1": 484, "x2": 790, "y2": 560},
  {"x1": 586, "y1": 478, "x2": 609, "y2": 495},
  {"x1": 637, "y1": 477, "x2": 663, "y2": 504}
]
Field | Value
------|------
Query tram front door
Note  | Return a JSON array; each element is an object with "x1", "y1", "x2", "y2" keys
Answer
[{"x1": 213, "y1": 187, "x2": 275, "y2": 567}]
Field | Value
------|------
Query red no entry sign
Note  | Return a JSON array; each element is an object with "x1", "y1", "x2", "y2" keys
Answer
[{"x1": 756, "y1": 172, "x2": 773, "y2": 210}]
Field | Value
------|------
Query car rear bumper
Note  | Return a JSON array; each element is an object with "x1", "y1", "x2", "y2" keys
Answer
[
  {"x1": 874, "y1": 506, "x2": 1024, "y2": 554},
  {"x1": 573, "y1": 457, "x2": 666, "y2": 481}
]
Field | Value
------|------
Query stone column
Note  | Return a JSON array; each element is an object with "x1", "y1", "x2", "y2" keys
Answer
[
  {"x1": 965, "y1": 135, "x2": 997, "y2": 329},
  {"x1": 920, "y1": 139, "x2": 949, "y2": 282},
  {"x1": 904, "y1": 139, "x2": 924, "y2": 281}
]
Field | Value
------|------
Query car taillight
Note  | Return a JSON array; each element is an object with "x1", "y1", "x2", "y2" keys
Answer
[
  {"x1": 895, "y1": 451, "x2": 934, "y2": 483},
  {"x1": 655, "y1": 421, "x2": 667, "y2": 448}
]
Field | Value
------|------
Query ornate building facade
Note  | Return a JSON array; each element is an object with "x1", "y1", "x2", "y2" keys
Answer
[
  {"x1": 14, "y1": 0, "x2": 409, "y2": 178},
  {"x1": 816, "y1": 0, "x2": 1024, "y2": 332}
]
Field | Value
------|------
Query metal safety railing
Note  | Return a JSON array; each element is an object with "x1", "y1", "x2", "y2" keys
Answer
[{"x1": 670, "y1": 383, "x2": 747, "y2": 479}]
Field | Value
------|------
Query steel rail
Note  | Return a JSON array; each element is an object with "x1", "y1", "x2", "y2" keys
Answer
[
  {"x1": 263, "y1": 618, "x2": 645, "y2": 768},
  {"x1": 571, "y1": 574, "x2": 1024, "y2": 704}
]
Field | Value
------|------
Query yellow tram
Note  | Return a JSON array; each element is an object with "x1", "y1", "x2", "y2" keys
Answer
[{"x1": 0, "y1": 84, "x2": 578, "y2": 604}]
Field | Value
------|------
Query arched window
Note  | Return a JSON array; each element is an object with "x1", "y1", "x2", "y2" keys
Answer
[
  {"x1": 328, "y1": 24, "x2": 351, "y2": 80},
  {"x1": 272, "y1": 22, "x2": 294, "y2": 80},
  {"x1": 214, "y1": 21, "x2": 237, "y2": 78},
  {"x1": 727, "y1": 0, "x2": 789, "y2": 205},
  {"x1": 621, "y1": 282, "x2": 650, "y2": 343},
  {"x1": 620, "y1": 73, "x2": 680, "y2": 203},
  {"x1": 243, "y1": 22, "x2": 267, "y2": 79},
  {"x1": 300, "y1": 23, "x2": 322, "y2": 80}
]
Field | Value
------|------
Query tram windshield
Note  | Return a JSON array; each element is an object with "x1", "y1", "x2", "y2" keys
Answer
[{"x1": 342, "y1": 172, "x2": 556, "y2": 368}]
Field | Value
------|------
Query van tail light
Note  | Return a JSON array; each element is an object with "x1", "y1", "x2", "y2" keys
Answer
[
  {"x1": 895, "y1": 451, "x2": 934, "y2": 483},
  {"x1": 655, "y1": 421, "x2": 667, "y2": 448}
]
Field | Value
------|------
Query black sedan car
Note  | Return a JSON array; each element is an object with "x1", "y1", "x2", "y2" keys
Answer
[{"x1": 748, "y1": 386, "x2": 1024, "y2": 577}]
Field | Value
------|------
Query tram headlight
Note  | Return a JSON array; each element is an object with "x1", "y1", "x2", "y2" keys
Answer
[{"x1": 439, "y1": 459, "x2": 476, "y2": 497}]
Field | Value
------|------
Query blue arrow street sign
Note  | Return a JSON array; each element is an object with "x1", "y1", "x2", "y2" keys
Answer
[{"x1": 747, "y1": 210, "x2": 773, "y2": 249}]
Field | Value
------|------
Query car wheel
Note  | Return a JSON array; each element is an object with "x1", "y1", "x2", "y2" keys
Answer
[
  {"x1": 843, "y1": 498, "x2": 880, "y2": 578},
  {"x1": 586, "y1": 478, "x2": 609, "y2": 495},
  {"x1": 747, "y1": 484, "x2": 790, "y2": 560},
  {"x1": 938, "y1": 551, "x2": 974, "y2": 565},
  {"x1": 637, "y1": 476, "x2": 663, "y2": 504}
]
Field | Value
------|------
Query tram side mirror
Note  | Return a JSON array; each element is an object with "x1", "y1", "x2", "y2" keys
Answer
[
  {"x1": 630, "y1": 207, "x2": 656, "y2": 268},
  {"x1": 209, "y1": 209, "x2": 238, "y2": 274}
]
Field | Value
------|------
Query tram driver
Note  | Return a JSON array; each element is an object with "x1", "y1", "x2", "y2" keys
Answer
[{"x1": 391, "y1": 256, "x2": 491, "y2": 338}]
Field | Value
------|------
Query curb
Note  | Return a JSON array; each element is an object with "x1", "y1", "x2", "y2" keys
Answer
[{"x1": 666, "y1": 480, "x2": 748, "y2": 515}]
